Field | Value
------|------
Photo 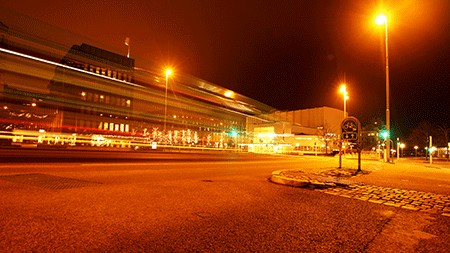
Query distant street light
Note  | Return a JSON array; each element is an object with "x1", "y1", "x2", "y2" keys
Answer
[
  {"x1": 164, "y1": 69, "x2": 172, "y2": 133},
  {"x1": 400, "y1": 143, "x2": 405, "y2": 157},
  {"x1": 376, "y1": 14, "x2": 391, "y2": 163},
  {"x1": 414, "y1": 145, "x2": 419, "y2": 157},
  {"x1": 340, "y1": 85, "x2": 349, "y2": 118}
]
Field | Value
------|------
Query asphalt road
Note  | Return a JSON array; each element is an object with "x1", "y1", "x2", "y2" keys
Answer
[{"x1": 0, "y1": 149, "x2": 449, "y2": 252}]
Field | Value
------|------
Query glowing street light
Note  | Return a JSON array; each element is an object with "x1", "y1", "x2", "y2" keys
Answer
[
  {"x1": 400, "y1": 143, "x2": 405, "y2": 157},
  {"x1": 224, "y1": 91, "x2": 234, "y2": 98},
  {"x1": 164, "y1": 69, "x2": 172, "y2": 132},
  {"x1": 414, "y1": 145, "x2": 419, "y2": 157},
  {"x1": 340, "y1": 85, "x2": 349, "y2": 118},
  {"x1": 376, "y1": 13, "x2": 391, "y2": 163}
]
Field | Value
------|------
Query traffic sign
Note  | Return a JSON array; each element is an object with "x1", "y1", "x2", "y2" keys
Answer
[{"x1": 341, "y1": 117, "x2": 361, "y2": 142}]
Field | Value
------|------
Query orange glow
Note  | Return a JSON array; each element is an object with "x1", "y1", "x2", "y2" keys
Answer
[
  {"x1": 224, "y1": 91, "x2": 234, "y2": 98},
  {"x1": 375, "y1": 14, "x2": 387, "y2": 25},
  {"x1": 166, "y1": 69, "x2": 172, "y2": 76}
]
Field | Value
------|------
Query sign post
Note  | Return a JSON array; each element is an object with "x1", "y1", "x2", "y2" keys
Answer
[{"x1": 340, "y1": 117, "x2": 362, "y2": 172}]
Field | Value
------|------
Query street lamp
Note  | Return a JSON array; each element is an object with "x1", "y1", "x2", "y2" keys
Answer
[
  {"x1": 414, "y1": 145, "x2": 418, "y2": 157},
  {"x1": 376, "y1": 14, "x2": 391, "y2": 163},
  {"x1": 400, "y1": 143, "x2": 405, "y2": 157},
  {"x1": 164, "y1": 69, "x2": 171, "y2": 133},
  {"x1": 340, "y1": 85, "x2": 349, "y2": 118}
]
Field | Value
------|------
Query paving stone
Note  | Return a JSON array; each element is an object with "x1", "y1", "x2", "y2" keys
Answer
[
  {"x1": 402, "y1": 205, "x2": 420, "y2": 211},
  {"x1": 275, "y1": 169, "x2": 450, "y2": 215}
]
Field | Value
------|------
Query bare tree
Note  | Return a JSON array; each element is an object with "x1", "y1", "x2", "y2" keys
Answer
[
  {"x1": 408, "y1": 121, "x2": 436, "y2": 159},
  {"x1": 437, "y1": 124, "x2": 450, "y2": 161},
  {"x1": 317, "y1": 124, "x2": 336, "y2": 155}
]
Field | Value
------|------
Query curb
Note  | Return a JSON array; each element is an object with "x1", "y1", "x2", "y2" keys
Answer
[{"x1": 270, "y1": 170, "x2": 347, "y2": 189}]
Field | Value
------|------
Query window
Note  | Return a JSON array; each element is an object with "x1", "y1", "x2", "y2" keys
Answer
[
  {"x1": 94, "y1": 94, "x2": 99, "y2": 102},
  {"x1": 105, "y1": 96, "x2": 110, "y2": 104},
  {"x1": 126, "y1": 100, "x2": 131, "y2": 107}
]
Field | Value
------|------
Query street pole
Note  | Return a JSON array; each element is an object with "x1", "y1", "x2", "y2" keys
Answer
[
  {"x1": 384, "y1": 19, "x2": 391, "y2": 163},
  {"x1": 164, "y1": 70, "x2": 171, "y2": 133},
  {"x1": 430, "y1": 136, "x2": 433, "y2": 164},
  {"x1": 376, "y1": 15, "x2": 390, "y2": 163}
]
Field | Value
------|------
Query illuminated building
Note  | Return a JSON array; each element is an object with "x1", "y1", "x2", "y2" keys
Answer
[{"x1": 246, "y1": 107, "x2": 344, "y2": 154}]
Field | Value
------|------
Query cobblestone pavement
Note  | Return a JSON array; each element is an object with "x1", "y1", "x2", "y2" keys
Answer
[
  {"x1": 271, "y1": 164, "x2": 450, "y2": 217},
  {"x1": 318, "y1": 185, "x2": 450, "y2": 217}
]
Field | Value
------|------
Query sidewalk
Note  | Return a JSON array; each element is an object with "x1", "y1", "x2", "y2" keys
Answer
[{"x1": 270, "y1": 157, "x2": 450, "y2": 216}]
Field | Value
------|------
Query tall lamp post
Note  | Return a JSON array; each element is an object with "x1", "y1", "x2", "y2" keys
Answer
[
  {"x1": 376, "y1": 14, "x2": 391, "y2": 163},
  {"x1": 340, "y1": 85, "x2": 349, "y2": 118},
  {"x1": 164, "y1": 69, "x2": 171, "y2": 133}
]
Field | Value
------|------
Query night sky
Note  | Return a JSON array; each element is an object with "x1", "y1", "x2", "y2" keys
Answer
[{"x1": 2, "y1": 0, "x2": 450, "y2": 138}]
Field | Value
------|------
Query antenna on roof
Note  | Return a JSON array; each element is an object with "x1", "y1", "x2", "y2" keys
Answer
[{"x1": 125, "y1": 37, "x2": 130, "y2": 58}]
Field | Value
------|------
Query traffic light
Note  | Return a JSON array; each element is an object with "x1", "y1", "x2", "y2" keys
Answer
[
  {"x1": 231, "y1": 130, "x2": 238, "y2": 137},
  {"x1": 381, "y1": 130, "x2": 389, "y2": 139}
]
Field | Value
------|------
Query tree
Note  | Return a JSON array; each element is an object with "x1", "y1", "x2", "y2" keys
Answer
[
  {"x1": 437, "y1": 124, "x2": 450, "y2": 161},
  {"x1": 317, "y1": 124, "x2": 336, "y2": 155},
  {"x1": 408, "y1": 121, "x2": 436, "y2": 159}
]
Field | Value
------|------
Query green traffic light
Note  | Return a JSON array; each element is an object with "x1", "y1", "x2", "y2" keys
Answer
[{"x1": 381, "y1": 131, "x2": 388, "y2": 139}]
